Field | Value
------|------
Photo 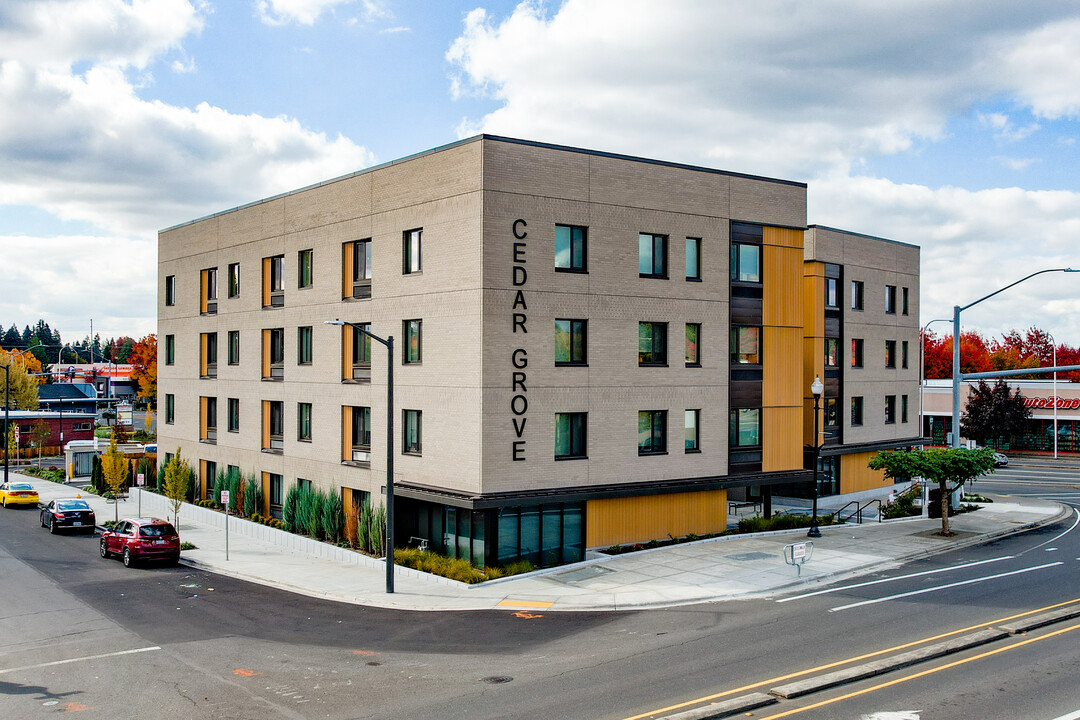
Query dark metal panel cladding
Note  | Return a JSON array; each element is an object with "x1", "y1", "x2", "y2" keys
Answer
[{"x1": 730, "y1": 380, "x2": 762, "y2": 408}]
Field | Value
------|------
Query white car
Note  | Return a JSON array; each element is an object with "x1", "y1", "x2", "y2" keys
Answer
[{"x1": 993, "y1": 452, "x2": 1009, "y2": 468}]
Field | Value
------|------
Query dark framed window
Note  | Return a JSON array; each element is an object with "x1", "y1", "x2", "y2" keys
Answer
[
  {"x1": 885, "y1": 340, "x2": 897, "y2": 368},
  {"x1": 268, "y1": 254, "x2": 284, "y2": 307},
  {"x1": 403, "y1": 409, "x2": 422, "y2": 455},
  {"x1": 202, "y1": 332, "x2": 218, "y2": 378},
  {"x1": 851, "y1": 338, "x2": 864, "y2": 368},
  {"x1": 165, "y1": 334, "x2": 174, "y2": 365},
  {"x1": 297, "y1": 326, "x2": 312, "y2": 365},
  {"x1": 730, "y1": 243, "x2": 761, "y2": 283},
  {"x1": 227, "y1": 398, "x2": 239, "y2": 433},
  {"x1": 297, "y1": 402, "x2": 312, "y2": 441},
  {"x1": 555, "y1": 319, "x2": 587, "y2": 365},
  {"x1": 638, "y1": 410, "x2": 667, "y2": 454},
  {"x1": 228, "y1": 330, "x2": 239, "y2": 365},
  {"x1": 269, "y1": 328, "x2": 284, "y2": 379},
  {"x1": 349, "y1": 239, "x2": 372, "y2": 299},
  {"x1": 638, "y1": 233, "x2": 667, "y2": 278},
  {"x1": 885, "y1": 285, "x2": 897, "y2": 314},
  {"x1": 353, "y1": 323, "x2": 371, "y2": 380},
  {"x1": 824, "y1": 338, "x2": 838, "y2": 367},
  {"x1": 555, "y1": 224, "x2": 587, "y2": 272},
  {"x1": 851, "y1": 280, "x2": 864, "y2": 311},
  {"x1": 685, "y1": 237, "x2": 701, "y2": 281},
  {"x1": 165, "y1": 275, "x2": 175, "y2": 306},
  {"x1": 404, "y1": 319, "x2": 422, "y2": 364},
  {"x1": 731, "y1": 326, "x2": 761, "y2": 364},
  {"x1": 403, "y1": 229, "x2": 422, "y2": 274},
  {"x1": 165, "y1": 394, "x2": 174, "y2": 424},
  {"x1": 298, "y1": 250, "x2": 312, "y2": 289},
  {"x1": 352, "y1": 406, "x2": 371, "y2": 462},
  {"x1": 228, "y1": 262, "x2": 240, "y2": 298},
  {"x1": 902, "y1": 395, "x2": 909, "y2": 423},
  {"x1": 204, "y1": 397, "x2": 216, "y2": 441},
  {"x1": 902, "y1": 287, "x2": 909, "y2": 315},
  {"x1": 554, "y1": 412, "x2": 587, "y2": 459},
  {"x1": 825, "y1": 277, "x2": 839, "y2": 309},
  {"x1": 203, "y1": 268, "x2": 217, "y2": 314},
  {"x1": 825, "y1": 397, "x2": 838, "y2": 427},
  {"x1": 297, "y1": 478, "x2": 312, "y2": 491},
  {"x1": 638, "y1": 322, "x2": 667, "y2": 365},
  {"x1": 885, "y1": 395, "x2": 896, "y2": 424},
  {"x1": 902, "y1": 340, "x2": 909, "y2": 369},
  {"x1": 269, "y1": 400, "x2": 284, "y2": 450},
  {"x1": 729, "y1": 408, "x2": 760, "y2": 447},
  {"x1": 269, "y1": 474, "x2": 283, "y2": 518},
  {"x1": 685, "y1": 409, "x2": 699, "y2": 452},
  {"x1": 685, "y1": 323, "x2": 701, "y2": 366},
  {"x1": 851, "y1": 396, "x2": 864, "y2": 426}
]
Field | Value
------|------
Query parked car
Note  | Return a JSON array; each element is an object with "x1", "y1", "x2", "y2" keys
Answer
[
  {"x1": 99, "y1": 517, "x2": 180, "y2": 567},
  {"x1": 993, "y1": 452, "x2": 1009, "y2": 468},
  {"x1": 0, "y1": 482, "x2": 39, "y2": 507},
  {"x1": 40, "y1": 498, "x2": 96, "y2": 533}
]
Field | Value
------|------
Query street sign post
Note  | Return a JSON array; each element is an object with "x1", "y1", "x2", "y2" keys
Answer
[
  {"x1": 136, "y1": 473, "x2": 145, "y2": 514},
  {"x1": 783, "y1": 541, "x2": 814, "y2": 577},
  {"x1": 220, "y1": 490, "x2": 230, "y2": 561}
]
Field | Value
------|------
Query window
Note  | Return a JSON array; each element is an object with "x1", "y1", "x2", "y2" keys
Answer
[
  {"x1": 638, "y1": 410, "x2": 667, "y2": 454},
  {"x1": 851, "y1": 396, "x2": 864, "y2": 426},
  {"x1": 403, "y1": 409, "x2": 422, "y2": 455},
  {"x1": 824, "y1": 338, "x2": 838, "y2": 367},
  {"x1": 730, "y1": 243, "x2": 761, "y2": 282},
  {"x1": 403, "y1": 229, "x2": 422, "y2": 274},
  {"x1": 265, "y1": 254, "x2": 285, "y2": 307},
  {"x1": 404, "y1": 319, "x2": 422, "y2": 364},
  {"x1": 352, "y1": 323, "x2": 371, "y2": 380},
  {"x1": 885, "y1": 395, "x2": 896, "y2": 424},
  {"x1": 685, "y1": 409, "x2": 699, "y2": 452},
  {"x1": 902, "y1": 395, "x2": 909, "y2": 423},
  {"x1": 165, "y1": 394, "x2": 175, "y2": 424},
  {"x1": 346, "y1": 239, "x2": 372, "y2": 299},
  {"x1": 851, "y1": 280, "x2": 864, "y2": 311},
  {"x1": 201, "y1": 396, "x2": 216, "y2": 442},
  {"x1": 228, "y1": 263, "x2": 240, "y2": 298},
  {"x1": 638, "y1": 233, "x2": 667, "y2": 278},
  {"x1": 885, "y1": 285, "x2": 897, "y2": 314},
  {"x1": 555, "y1": 224, "x2": 587, "y2": 272},
  {"x1": 351, "y1": 406, "x2": 371, "y2": 462},
  {"x1": 227, "y1": 398, "x2": 239, "y2": 433},
  {"x1": 202, "y1": 268, "x2": 218, "y2": 314},
  {"x1": 825, "y1": 277, "x2": 839, "y2": 309},
  {"x1": 902, "y1": 340, "x2": 909, "y2": 369},
  {"x1": 269, "y1": 474, "x2": 283, "y2": 518},
  {"x1": 297, "y1": 478, "x2": 312, "y2": 491},
  {"x1": 731, "y1": 326, "x2": 761, "y2": 364},
  {"x1": 165, "y1": 335, "x2": 174, "y2": 365},
  {"x1": 638, "y1": 322, "x2": 667, "y2": 365},
  {"x1": 554, "y1": 413, "x2": 587, "y2": 459},
  {"x1": 265, "y1": 328, "x2": 284, "y2": 380},
  {"x1": 902, "y1": 287, "x2": 909, "y2": 315},
  {"x1": 729, "y1": 408, "x2": 760, "y2": 447},
  {"x1": 297, "y1": 402, "x2": 312, "y2": 441},
  {"x1": 885, "y1": 340, "x2": 897, "y2": 369},
  {"x1": 201, "y1": 332, "x2": 218, "y2": 378},
  {"x1": 266, "y1": 400, "x2": 284, "y2": 451},
  {"x1": 555, "y1": 319, "x2": 587, "y2": 365},
  {"x1": 297, "y1": 326, "x2": 312, "y2": 365},
  {"x1": 298, "y1": 250, "x2": 312, "y2": 289},
  {"x1": 685, "y1": 323, "x2": 701, "y2": 366},
  {"x1": 228, "y1": 330, "x2": 240, "y2": 365},
  {"x1": 165, "y1": 275, "x2": 175, "y2": 306},
  {"x1": 851, "y1": 338, "x2": 864, "y2": 368},
  {"x1": 685, "y1": 237, "x2": 701, "y2": 281},
  {"x1": 825, "y1": 398, "x2": 838, "y2": 427}
]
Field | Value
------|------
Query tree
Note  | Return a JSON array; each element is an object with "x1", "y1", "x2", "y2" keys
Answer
[
  {"x1": 0, "y1": 349, "x2": 41, "y2": 410},
  {"x1": 869, "y1": 447, "x2": 996, "y2": 536},
  {"x1": 163, "y1": 449, "x2": 192, "y2": 530},
  {"x1": 128, "y1": 334, "x2": 157, "y2": 402},
  {"x1": 101, "y1": 436, "x2": 128, "y2": 523},
  {"x1": 30, "y1": 419, "x2": 51, "y2": 468},
  {"x1": 961, "y1": 379, "x2": 1031, "y2": 445}
]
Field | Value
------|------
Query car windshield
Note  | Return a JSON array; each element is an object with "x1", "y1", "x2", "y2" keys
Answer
[
  {"x1": 139, "y1": 524, "x2": 177, "y2": 537},
  {"x1": 57, "y1": 501, "x2": 90, "y2": 510},
  {"x1": 10, "y1": 484, "x2": 33, "y2": 491}
]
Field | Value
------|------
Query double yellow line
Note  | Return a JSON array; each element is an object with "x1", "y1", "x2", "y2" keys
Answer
[{"x1": 618, "y1": 596, "x2": 1080, "y2": 720}]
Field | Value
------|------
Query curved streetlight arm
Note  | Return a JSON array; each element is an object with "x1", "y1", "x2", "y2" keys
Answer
[{"x1": 959, "y1": 268, "x2": 1077, "y2": 312}]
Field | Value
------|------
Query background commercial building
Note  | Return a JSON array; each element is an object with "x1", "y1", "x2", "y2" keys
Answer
[{"x1": 158, "y1": 135, "x2": 920, "y2": 568}]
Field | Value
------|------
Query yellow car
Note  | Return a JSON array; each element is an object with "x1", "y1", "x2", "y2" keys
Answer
[{"x1": 0, "y1": 482, "x2": 40, "y2": 507}]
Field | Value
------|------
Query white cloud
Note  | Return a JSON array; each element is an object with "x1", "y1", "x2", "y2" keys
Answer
[
  {"x1": 993, "y1": 156, "x2": 1038, "y2": 170},
  {"x1": 256, "y1": 0, "x2": 388, "y2": 26}
]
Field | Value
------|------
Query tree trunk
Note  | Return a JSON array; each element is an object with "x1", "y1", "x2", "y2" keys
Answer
[{"x1": 939, "y1": 479, "x2": 951, "y2": 536}]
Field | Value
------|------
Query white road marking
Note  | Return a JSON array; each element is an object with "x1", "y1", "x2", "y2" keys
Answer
[
  {"x1": 860, "y1": 713, "x2": 921, "y2": 720},
  {"x1": 0, "y1": 646, "x2": 161, "y2": 675},
  {"x1": 829, "y1": 562, "x2": 1063, "y2": 612},
  {"x1": 1048, "y1": 709, "x2": 1080, "y2": 720},
  {"x1": 1020, "y1": 509, "x2": 1080, "y2": 556},
  {"x1": 777, "y1": 556, "x2": 1014, "y2": 603}
]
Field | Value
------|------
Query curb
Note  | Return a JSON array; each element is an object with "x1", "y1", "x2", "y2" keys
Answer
[{"x1": 655, "y1": 693, "x2": 776, "y2": 720}]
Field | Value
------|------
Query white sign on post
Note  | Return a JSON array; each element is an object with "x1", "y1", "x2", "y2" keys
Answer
[
  {"x1": 220, "y1": 490, "x2": 230, "y2": 505},
  {"x1": 136, "y1": 473, "x2": 145, "y2": 487},
  {"x1": 220, "y1": 490, "x2": 230, "y2": 561},
  {"x1": 791, "y1": 542, "x2": 807, "y2": 560}
]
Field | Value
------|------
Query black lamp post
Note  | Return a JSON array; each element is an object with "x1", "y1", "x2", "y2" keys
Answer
[
  {"x1": 325, "y1": 319, "x2": 395, "y2": 594},
  {"x1": 2, "y1": 364, "x2": 9, "y2": 485},
  {"x1": 808, "y1": 375, "x2": 823, "y2": 539}
]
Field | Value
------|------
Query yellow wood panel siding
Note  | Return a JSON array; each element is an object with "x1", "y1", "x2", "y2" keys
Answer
[
  {"x1": 585, "y1": 490, "x2": 727, "y2": 548},
  {"x1": 343, "y1": 488, "x2": 357, "y2": 544},
  {"x1": 342, "y1": 326, "x2": 353, "y2": 381},
  {"x1": 199, "y1": 396, "x2": 208, "y2": 440},
  {"x1": 261, "y1": 472, "x2": 271, "y2": 517},
  {"x1": 261, "y1": 400, "x2": 271, "y2": 450},
  {"x1": 341, "y1": 406, "x2": 352, "y2": 462},
  {"x1": 200, "y1": 270, "x2": 208, "y2": 314},
  {"x1": 262, "y1": 256, "x2": 272, "y2": 308},
  {"x1": 199, "y1": 334, "x2": 208, "y2": 377},
  {"x1": 762, "y1": 406, "x2": 803, "y2": 472},
  {"x1": 199, "y1": 459, "x2": 208, "y2": 500},
  {"x1": 841, "y1": 452, "x2": 889, "y2": 493},
  {"x1": 763, "y1": 326, "x2": 802, "y2": 407},
  {"x1": 342, "y1": 242, "x2": 354, "y2": 299},
  {"x1": 763, "y1": 245, "x2": 804, "y2": 328},
  {"x1": 764, "y1": 226, "x2": 804, "y2": 249},
  {"x1": 261, "y1": 329, "x2": 271, "y2": 379},
  {"x1": 803, "y1": 268, "x2": 825, "y2": 338}
]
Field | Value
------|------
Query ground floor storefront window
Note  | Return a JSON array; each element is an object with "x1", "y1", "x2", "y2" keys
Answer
[{"x1": 925, "y1": 416, "x2": 1080, "y2": 453}]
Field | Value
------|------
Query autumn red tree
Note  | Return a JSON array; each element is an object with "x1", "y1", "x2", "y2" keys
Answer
[
  {"x1": 923, "y1": 326, "x2": 1080, "y2": 382},
  {"x1": 128, "y1": 334, "x2": 157, "y2": 402}
]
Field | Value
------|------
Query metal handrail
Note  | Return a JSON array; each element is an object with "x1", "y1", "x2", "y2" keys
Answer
[{"x1": 833, "y1": 500, "x2": 860, "y2": 523}]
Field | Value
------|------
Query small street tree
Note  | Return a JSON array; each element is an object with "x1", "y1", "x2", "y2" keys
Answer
[
  {"x1": 961, "y1": 378, "x2": 1031, "y2": 445},
  {"x1": 163, "y1": 449, "x2": 192, "y2": 530},
  {"x1": 30, "y1": 419, "x2": 51, "y2": 468},
  {"x1": 128, "y1": 334, "x2": 157, "y2": 402},
  {"x1": 869, "y1": 447, "x2": 996, "y2": 536},
  {"x1": 100, "y1": 436, "x2": 128, "y2": 523}
]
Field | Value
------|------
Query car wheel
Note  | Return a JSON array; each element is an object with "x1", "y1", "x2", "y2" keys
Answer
[
  {"x1": 49, "y1": 519, "x2": 58, "y2": 534},
  {"x1": 99, "y1": 540, "x2": 109, "y2": 558},
  {"x1": 40, "y1": 513, "x2": 46, "y2": 527},
  {"x1": 122, "y1": 548, "x2": 134, "y2": 568},
  {"x1": 2, "y1": 498, "x2": 6, "y2": 507}
]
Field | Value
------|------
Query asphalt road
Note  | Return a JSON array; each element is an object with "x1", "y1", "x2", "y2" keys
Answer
[{"x1": 3, "y1": 464, "x2": 1080, "y2": 719}]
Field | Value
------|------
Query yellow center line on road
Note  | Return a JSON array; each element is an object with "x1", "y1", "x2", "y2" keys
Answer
[
  {"x1": 753, "y1": 622, "x2": 1080, "y2": 720},
  {"x1": 615, "y1": 596, "x2": 1080, "y2": 720}
]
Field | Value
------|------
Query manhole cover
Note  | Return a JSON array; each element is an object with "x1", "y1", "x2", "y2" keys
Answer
[
  {"x1": 481, "y1": 676, "x2": 513, "y2": 684},
  {"x1": 727, "y1": 552, "x2": 774, "y2": 562}
]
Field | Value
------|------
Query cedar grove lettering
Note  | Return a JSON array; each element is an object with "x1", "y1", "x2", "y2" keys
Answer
[{"x1": 511, "y1": 218, "x2": 529, "y2": 461}]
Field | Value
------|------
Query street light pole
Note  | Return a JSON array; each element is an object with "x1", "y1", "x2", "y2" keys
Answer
[
  {"x1": 919, "y1": 318, "x2": 951, "y2": 445},
  {"x1": 325, "y1": 319, "x2": 395, "y2": 594},
  {"x1": 808, "y1": 375, "x2": 823, "y2": 539},
  {"x1": 2, "y1": 364, "x2": 9, "y2": 485},
  {"x1": 952, "y1": 268, "x2": 1078, "y2": 448},
  {"x1": 1047, "y1": 331, "x2": 1058, "y2": 459}
]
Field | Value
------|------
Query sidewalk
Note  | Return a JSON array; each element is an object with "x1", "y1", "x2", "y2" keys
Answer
[{"x1": 19, "y1": 473, "x2": 1070, "y2": 612}]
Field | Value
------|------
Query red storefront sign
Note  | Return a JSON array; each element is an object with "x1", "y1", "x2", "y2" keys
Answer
[{"x1": 1022, "y1": 396, "x2": 1080, "y2": 410}]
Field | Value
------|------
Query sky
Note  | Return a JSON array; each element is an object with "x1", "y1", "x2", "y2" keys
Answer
[{"x1": 2, "y1": 0, "x2": 1080, "y2": 348}]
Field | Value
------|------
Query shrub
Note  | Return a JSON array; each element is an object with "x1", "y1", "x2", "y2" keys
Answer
[
  {"x1": 282, "y1": 485, "x2": 300, "y2": 532},
  {"x1": 393, "y1": 549, "x2": 535, "y2": 584},
  {"x1": 321, "y1": 491, "x2": 344, "y2": 543},
  {"x1": 356, "y1": 503, "x2": 386, "y2": 555},
  {"x1": 243, "y1": 473, "x2": 262, "y2": 518},
  {"x1": 737, "y1": 513, "x2": 835, "y2": 534},
  {"x1": 179, "y1": 541, "x2": 196, "y2": 551},
  {"x1": 297, "y1": 487, "x2": 323, "y2": 538}
]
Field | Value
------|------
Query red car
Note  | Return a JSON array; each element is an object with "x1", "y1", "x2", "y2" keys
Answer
[{"x1": 99, "y1": 517, "x2": 181, "y2": 567}]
